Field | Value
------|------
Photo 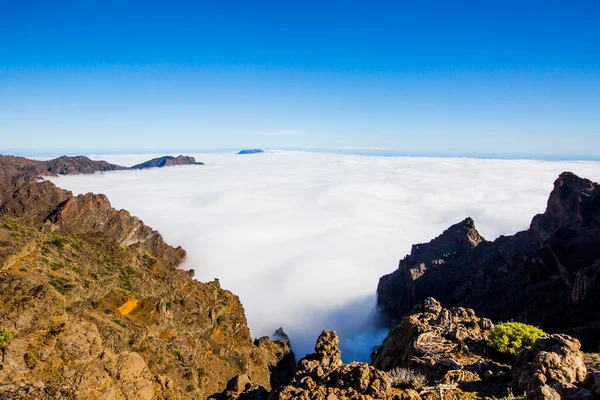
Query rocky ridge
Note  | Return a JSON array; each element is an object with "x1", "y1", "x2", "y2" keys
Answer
[
  {"x1": 377, "y1": 172, "x2": 600, "y2": 351},
  {"x1": 131, "y1": 155, "x2": 203, "y2": 169},
  {"x1": 0, "y1": 154, "x2": 288, "y2": 399}
]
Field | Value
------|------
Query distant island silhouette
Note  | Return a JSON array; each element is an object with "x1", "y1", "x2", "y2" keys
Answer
[{"x1": 237, "y1": 149, "x2": 264, "y2": 154}]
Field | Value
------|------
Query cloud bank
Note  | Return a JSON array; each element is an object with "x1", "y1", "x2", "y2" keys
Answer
[{"x1": 49, "y1": 151, "x2": 600, "y2": 361}]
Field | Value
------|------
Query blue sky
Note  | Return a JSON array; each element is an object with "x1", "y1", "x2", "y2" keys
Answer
[{"x1": 1, "y1": 1, "x2": 599, "y2": 157}]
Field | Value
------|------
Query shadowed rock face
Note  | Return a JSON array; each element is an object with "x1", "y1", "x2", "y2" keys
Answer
[
  {"x1": 377, "y1": 172, "x2": 600, "y2": 351},
  {"x1": 131, "y1": 155, "x2": 203, "y2": 169}
]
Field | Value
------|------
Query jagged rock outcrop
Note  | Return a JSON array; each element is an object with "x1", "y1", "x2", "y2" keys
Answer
[
  {"x1": 371, "y1": 298, "x2": 499, "y2": 385},
  {"x1": 269, "y1": 330, "x2": 392, "y2": 400},
  {"x1": 211, "y1": 330, "x2": 405, "y2": 400},
  {"x1": 512, "y1": 334, "x2": 592, "y2": 399},
  {"x1": 0, "y1": 180, "x2": 185, "y2": 265},
  {"x1": 377, "y1": 218, "x2": 484, "y2": 320},
  {"x1": 377, "y1": 172, "x2": 600, "y2": 350},
  {"x1": 254, "y1": 332, "x2": 296, "y2": 388},
  {"x1": 131, "y1": 155, "x2": 203, "y2": 169},
  {"x1": 0, "y1": 153, "x2": 196, "y2": 265}
]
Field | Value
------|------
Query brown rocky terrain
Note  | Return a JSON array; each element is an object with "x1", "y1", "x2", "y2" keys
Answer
[
  {"x1": 377, "y1": 172, "x2": 600, "y2": 351},
  {"x1": 0, "y1": 155, "x2": 286, "y2": 399}
]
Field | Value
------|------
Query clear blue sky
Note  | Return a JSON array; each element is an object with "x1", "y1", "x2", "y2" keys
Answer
[{"x1": 1, "y1": 1, "x2": 599, "y2": 157}]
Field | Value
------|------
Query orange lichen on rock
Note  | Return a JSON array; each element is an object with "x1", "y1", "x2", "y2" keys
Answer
[{"x1": 117, "y1": 298, "x2": 139, "y2": 315}]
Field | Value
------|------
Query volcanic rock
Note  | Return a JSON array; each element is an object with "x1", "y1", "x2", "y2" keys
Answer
[
  {"x1": 377, "y1": 172, "x2": 600, "y2": 350},
  {"x1": 371, "y1": 298, "x2": 496, "y2": 385},
  {"x1": 513, "y1": 334, "x2": 591, "y2": 399}
]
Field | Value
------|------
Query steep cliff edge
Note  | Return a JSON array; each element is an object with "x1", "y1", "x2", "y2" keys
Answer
[
  {"x1": 0, "y1": 155, "x2": 287, "y2": 399},
  {"x1": 377, "y1": 172, "x2": 600, "y2": 350}
]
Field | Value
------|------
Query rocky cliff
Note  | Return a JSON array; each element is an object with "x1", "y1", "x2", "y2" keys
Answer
[
  {"x1": 0, "y1": 155, "x2": 287, "y2": 399},
  {"x1": 377, "y1": 172, "x2": 600, "y2": 351}
]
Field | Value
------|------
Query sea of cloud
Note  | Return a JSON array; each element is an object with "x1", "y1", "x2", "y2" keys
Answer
[{"x1": 48, "y1": 151, "x2": 600, "y2": 361}]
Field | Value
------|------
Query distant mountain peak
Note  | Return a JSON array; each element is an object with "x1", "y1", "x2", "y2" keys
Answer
[{"x1": 131, "y1": 155, "x2": 203, "y2": 169}]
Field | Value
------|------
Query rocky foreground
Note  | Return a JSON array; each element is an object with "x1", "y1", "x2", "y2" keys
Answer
[
  {"x1": 377, "y1": 172, "x2": 600, "y2": 351},
  {"x1": 210, "y1": 298, "x2": 600, "y2": 399}
]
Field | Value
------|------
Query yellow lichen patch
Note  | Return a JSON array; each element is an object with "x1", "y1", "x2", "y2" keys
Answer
[
  {"x1": 117, "y1": 298, "x2": 139, "y2": 315},
  {"x1": 226, "y1": 297, "x2": 237, "y2": 314},
  {"x1": 159, "y1": 329, "x2": 178, "y2": 340},
  {"x1": 214, "y1": 327, "x2": 224, "y2": 339},
  {"x1": 206, "y1": 350, "x2": 213, "y2": 355}
]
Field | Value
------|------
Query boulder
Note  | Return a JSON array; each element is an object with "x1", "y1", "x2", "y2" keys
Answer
[
  {"x1": 513, "y1": 334, "x2": 589, "y2": 398},
  {"x1": 371, "y1": 298, "x2": 494, "y2": 382}
]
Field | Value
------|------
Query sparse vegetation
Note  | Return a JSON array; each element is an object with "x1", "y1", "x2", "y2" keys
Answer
[
  {"x1": 112, "y1": 319, "x2": 126, "y2": 328},
  {"x1": 488, "y1": 322, "x2": 546, "y2": 356},
  {"x1": 585, "y1": 353, "x2": 600, "y2": 371},
  {"x1": 48, "y1": 276, "x2": 76, "y2": 293},
  {"x1": 173, "y1": 349, "x2": 183, "y2": 361},
  {"x1": 48, "y1": 237, "x2": 66, "y2": 250},
  {"x1": 3, "y1": 221, "x2": 18, "y2": 231},
  {"x1": 187, "y1": 269, "x2": 195, "y2": 278},
  {"x1": 494, "y1": 389, "x2": 526, "y2": 400},
  {"x1": 0, "y1": 328, "x2": 13, "y2": 349},
  {"x1": 182, "y1": 369, "x2": 193, "y2": 379},
  {"x1": 386, "y1": 367, "x2": 427, "y2": 389}
]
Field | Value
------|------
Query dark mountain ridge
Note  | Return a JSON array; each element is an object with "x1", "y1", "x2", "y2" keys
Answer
[
  {"x1": 131, "y1": 155, "x2": 203, "y2": 169},
  {"x1": 377, "y1": 171, "x2": 600, "y2": 351}
]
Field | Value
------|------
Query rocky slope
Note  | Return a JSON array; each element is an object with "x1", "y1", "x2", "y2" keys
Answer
[
  {"x1": 131, "y1": 155, "x2": 203, "y2": 169},
  {"x1": 0, "y1": 154, "x2": 285, "y2": 399},
  {"x1": 377, "y1": 172, "x2": 600, "y2": 351}
]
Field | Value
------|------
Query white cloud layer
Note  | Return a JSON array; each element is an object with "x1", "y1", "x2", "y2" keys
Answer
[{"x1": 48, "y1": 151, "x2": 600, "y2": 361}]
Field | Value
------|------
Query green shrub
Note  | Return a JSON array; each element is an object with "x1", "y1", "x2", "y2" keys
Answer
[
  {"x1": 0, "y1": 328, "x2": 13, "y2": 349},
  {"x1": 488, "y1": 322, "x2": 546, "y2": 356}
]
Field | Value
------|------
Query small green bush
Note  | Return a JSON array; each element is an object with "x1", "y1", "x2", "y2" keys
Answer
[
  {"x1": 0, "y1": 328, "x2": 13, "y2": 349},
  {"x1": 488, "y1": 322, "x2": 546, "y2": 356}
]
